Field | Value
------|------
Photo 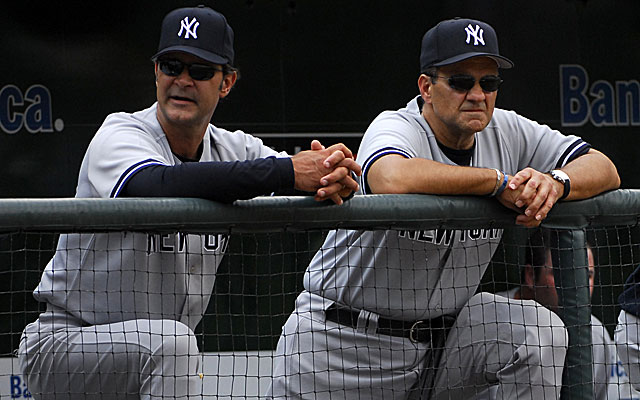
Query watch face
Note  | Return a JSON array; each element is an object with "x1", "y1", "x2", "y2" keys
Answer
[
  {"x1": 551, "y1": 171, "x2": 564, "y2": 182},
  {"x1": 551, "y1": 170, "x2": 569, "y2": 183},
  {"x1": 550, "y1": 170, "x2": 570, "y2": 200}
]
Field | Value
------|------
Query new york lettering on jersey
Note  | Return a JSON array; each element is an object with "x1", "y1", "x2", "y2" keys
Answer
[
  {"x1": 147, "y1": 233, "x2": 229, "y2": 253},
  {"x1": 398, "y1": 228, "x2": 502, "y2": 245}
]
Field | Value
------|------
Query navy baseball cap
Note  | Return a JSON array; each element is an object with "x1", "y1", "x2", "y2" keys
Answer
[
  {"x1": 152, "y1": 5, "x2": 234, "y2": 65},
  {"x1": 420, "y1": 18, "x2": 513, "y2": 72}
]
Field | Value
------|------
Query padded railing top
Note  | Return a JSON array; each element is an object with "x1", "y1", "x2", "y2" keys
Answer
[{"x1": 0, "y1": 189, "x2": 637, "y2": 233}]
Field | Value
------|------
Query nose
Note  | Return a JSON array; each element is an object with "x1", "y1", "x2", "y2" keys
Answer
[
  {"x1": 174, "y1": 67, "x2": 194, "y2": 87},
  {"x1": 465, "y1": 81, "x2": 487, "y2": 101}
]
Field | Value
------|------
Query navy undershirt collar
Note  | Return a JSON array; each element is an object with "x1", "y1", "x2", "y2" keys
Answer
[
  {"x1": 173, "y1": 141, "x2": 204, "y2": 163},
  {"x1": 437, "y1": 141, "x2": 474, "y2": 166}
]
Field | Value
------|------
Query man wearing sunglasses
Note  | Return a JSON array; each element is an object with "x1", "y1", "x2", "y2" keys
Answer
[
  {"x1": 19, "y1": 5, "x2": 361, "y2": 400},
  {"x1": 269, "y1": 17, "x2": 620, "y2": 399}
]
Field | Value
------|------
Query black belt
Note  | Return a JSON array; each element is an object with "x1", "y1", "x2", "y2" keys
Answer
[{"x1": 325, "y1": 304, "x2": 453, "y2": 343}]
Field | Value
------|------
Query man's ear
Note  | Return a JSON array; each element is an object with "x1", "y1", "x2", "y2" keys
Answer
[
  {"x1": 220, "y1": 71, "x2": 238, "y2": 98},
  {"x1": 418, "y1": 74, "x2": 432, "y2": 103}
]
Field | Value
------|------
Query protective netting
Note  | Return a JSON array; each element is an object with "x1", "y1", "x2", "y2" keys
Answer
[{"x1": 1, "y1": 224, "x2": 640, "y2": 399}]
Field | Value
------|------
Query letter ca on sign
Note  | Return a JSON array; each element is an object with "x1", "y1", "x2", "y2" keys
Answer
[
  {"x1": 560, "y1": 64, "x2": 640, "y2": 127},
  {"x1": 0, "y1": 84, "x2": 64, "y2": 134}
]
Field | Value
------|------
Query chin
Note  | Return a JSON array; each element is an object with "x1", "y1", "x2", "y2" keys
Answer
[
  {"x1": 467, "y1": 120, "x2": 489, "y2": 132},
  {"x1": 165, "y1": 107, "x2": 197, "y2": 121}
]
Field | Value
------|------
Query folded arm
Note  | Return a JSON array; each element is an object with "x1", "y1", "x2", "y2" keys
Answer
[
  {"x1": 122, "y1": 141, "x2": 362, "y2": 205},
  {"x1": 367, "y1": 148, "x2": 620, "y2": 227},
  {"x1": 367, "y1": 154, "x2": 499, "y2": 195},
  {"x1": 121, "y1": 157, "x2": 295, "y2": 203}
]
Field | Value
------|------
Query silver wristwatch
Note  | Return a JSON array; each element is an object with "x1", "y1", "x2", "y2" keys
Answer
[{"x1": 549, "y1": 169, "x2": 570, "y2": 200}]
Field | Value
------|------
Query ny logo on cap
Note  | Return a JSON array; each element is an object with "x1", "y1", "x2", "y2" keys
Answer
[
  {"x1": 178, "y1": 16, "x2": 199, "y2": 39},
  {"x1": 464, "y1": 24, "x2": 485, "y2": 46}
]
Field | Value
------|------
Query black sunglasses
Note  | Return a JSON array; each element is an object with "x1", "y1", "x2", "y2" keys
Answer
[
  {"x1": 429, "y1": 74, "x2": 503, "y2": 93},
  {"x1": 157, "y1": 59, "x2": 223, "y2": 81}
]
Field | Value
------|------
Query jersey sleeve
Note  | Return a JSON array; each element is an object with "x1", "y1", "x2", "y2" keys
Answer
[
  {"x1": 357, "y1": 112, "x2": 425, "y2": 194},
  {"x1": 497, "y1": 110, "x2": 591, "y2": 172},
  {"x1": 211, "y1": 127, "x2": 288, "y2": 161},
  {"x1": 79, "y1": 113, "x2": 173, "y2": 199}
]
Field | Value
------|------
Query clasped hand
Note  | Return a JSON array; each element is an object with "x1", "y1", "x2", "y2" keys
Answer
[
  {"x1": 497, "y1": 167, "x2": 563, "y2": 227},
  {"x1": 291, "y1": 140, "x2": 362, "y2": 205}
]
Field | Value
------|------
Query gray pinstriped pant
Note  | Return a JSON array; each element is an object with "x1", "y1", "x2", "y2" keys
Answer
[
  {"x1": 268, "y1": 292, "x2": 568, "y2": 399},
  {"x1": 18, "y1": 308, "x2": 203, "y2": 399}
]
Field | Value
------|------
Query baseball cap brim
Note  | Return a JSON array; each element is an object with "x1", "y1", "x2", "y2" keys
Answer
[
  {"x1": 151, "y1": 45, "x2": 230, "y2": 65},
  {"x1": 431, "y1": 52, "x2": 514, "y2": 69}
]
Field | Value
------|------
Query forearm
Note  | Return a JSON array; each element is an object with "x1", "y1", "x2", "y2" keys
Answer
[
  {"x1": 560, "y1": 149, "x2": 620, "y2": 200},
  {"x1": 367, "y1": 155, "x2": 499, "y2": 195},
  {"x1": 500, "y1": 149, "x2": 620, "y2": 227},
  {"x1": 121, "y1": 157, "x2": 294, "y2": 203}
]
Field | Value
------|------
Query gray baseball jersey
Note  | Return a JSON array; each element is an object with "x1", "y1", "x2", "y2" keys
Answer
[
  {"x1": 304, "y1": 95, "x2": 588, "y2": 320},
  {"x1": 33, "y1": 102, "x2": 287, "y2": 331}
]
